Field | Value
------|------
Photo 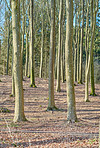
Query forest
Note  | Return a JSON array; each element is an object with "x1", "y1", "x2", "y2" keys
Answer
[{"x1": 0, "y1": 0, "x2": 100, "y2": 147}]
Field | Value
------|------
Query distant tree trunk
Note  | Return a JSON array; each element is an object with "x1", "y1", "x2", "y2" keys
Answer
[
  {"x1": 12, "y1": 0, "x2": 26, "y2": 122},
  {"x1": 47, "y1": 0, "x2": 57, "y2": 110},
  {"x1": 56, "y1": 0, "x2": 63, "y2": 92},
  {"x1": 65, "y1": 0, "x2": 77, "y2": 122},
  {"x1": 6, "y1": 16, "x2": 10, "y2": 75},
  {"x1": 39, "y1": 9, "x2": 44, "y2": 78},
  {"x1": 74, "y1": 11, "x2": 78, "y2": 82},
  {"x1": 85, "y1": 0, "x2": 89, "y2": 102},
  {"x1": 10, "y1": 47, "x2": 15, "y2": 97},
  {"x1": 29, "y1": 0, "x2": 36, "y2": 87},
  {"x1": 77, "y1": 5, "x2": 81, "y2": 83},
  {"x1": 25, "y1": 32, "x2": 29, "y2": 76},
  {"x1": 79, "y1": 0, "x2": 84, "y2": 84}
]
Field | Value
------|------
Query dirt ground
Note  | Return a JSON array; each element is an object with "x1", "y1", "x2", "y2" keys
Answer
[{"x1": 0, "y1": 75, "x2": 100, "y2": 148}]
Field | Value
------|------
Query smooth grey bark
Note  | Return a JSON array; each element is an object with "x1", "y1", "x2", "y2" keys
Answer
[
  {"x1": 29, "y1": 0, "x2": 35, "y2": 87},
  {"x1": 65, "y1": 0, "x2": 77, "y2": 122},
  {"x1": 6, "y1": 16, "x2": 10, "y2": 75},
  {"x1": 56, "y1": 0, "x2": 63, "y2": 92},
  {"x1": 25, "y1": 32, "x2": 29, "y2": 76},
  {"x1": 85, "y1": 0, "x2": 98, "y2": 101},
  {"x1": 85, "y1": 0, "x2": 90, "y2": 102},
  {"x1": 77, "y1": 5, "x2": 81, "y2": 83},
  {"x1": 79, "y1": 0, "x2": 84, "y2": 84},
  {"x1": 47, "y1": 0, "x2": 56, "y2": 110},
  {"x1": 12, "y1": 0, "x2": 26, "y2": 122},
  {"x1": 39, "y1": 8, "x2": 44, "y2": 78}
]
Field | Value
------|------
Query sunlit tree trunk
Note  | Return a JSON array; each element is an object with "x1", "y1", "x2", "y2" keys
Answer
[
  {"x1": 90, "y1": 0, "x2": 97, "y2": 96},
  {"x1": 85, "y1": 0, "x2": 90, "y2": 102},
  {"x1": 79, "y1": 0, "x2": 84, "y2": 84},
  {"x1": 12, "y1": 0, "x2": 26, "y2": 122},
  {"x1": 29, "y1": 0, "x2": 36, "y2": 87},
  {"x1": 47, "y1": 0, "x2": 57, "y2": 110},
  {"x1": 6, "y1": 16, "x2": 10, "y2": 75},
  {"x1": 39, "y1": 8, "x2": 44, "y2": 78},
  {"x1": 85, "y1": 0, "x2": 98, "y2": 101},
  {"x1": 25, "y1": 32, "x2": 29, "y2": 76},
  {"x1": 56, "y1": 0, "x2": 63, "y2": 92},
  {"x1": 77, "y1": 5, "x2": 81, "y2": 83},
  {"x1": 65, "y1": 0, "x2": 77, "y2": 122}
]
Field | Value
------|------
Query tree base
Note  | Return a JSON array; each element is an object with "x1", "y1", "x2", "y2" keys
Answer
[
  {"x1": 10, "y1": 94, "x2": 15, "y2": 97},
  {"x1": 56, "y1": 89, "x2": 61, "y2": 92},
  {"x1": 47, "y1": 106, "x2": 60, "y2": 111},
  {"x1": 66, "y1": 118, "x2": 78, "y2": 123},
  {"x1": 13, "y1": 116, "x2": 27, "y2": 123},
  {"x1": 90, "y1": 93, "x2": 97, "y2": 96},
  {"x1": 30, "y1": 84, "x2": 37, "y2": 88},
  {"x1": 85, "y1": 99, "x2": 90, "y2": 102}
]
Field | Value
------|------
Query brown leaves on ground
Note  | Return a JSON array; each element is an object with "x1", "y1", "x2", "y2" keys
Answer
[{"x1": 0, "y1": 75, "x2": 100, "y2": 147}]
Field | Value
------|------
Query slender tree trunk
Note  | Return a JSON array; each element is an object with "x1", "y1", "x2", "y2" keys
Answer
[
  {"x1": 25, "y1": 32, "x2": 29, "y2": 76},
  {"x1": 90, "y1": 0, "x2": 96, "y2": 96},
  {"x1": 12, "y1": 0, "x2": 26, "y2": 122},
  {"x1": 79, "y1": 0, "x2": 84, "y2": 84},
  {"x1": 77, "y1": 6, "x2": 81, "y2": 83},
  {"x1": 56, "y1": 0, "x2": 63, "y2": 92},
  {"x1": 85, "y1": 0, "x2": 89, "y2": 102},
  {"x1": 65, "y1": 0, "x2": 77, "y2": 122},
  {"x1": 29, "y1": 0, "x2": 35, "y2": 87},
  {"x1": 85, "y1": 0, "x2": 98, "y2": 101},
  {"x1": 6, "y1": 17, "x2": 10, "y2": 75},
  {"x1": 47, "y1": 0, "x2": 57, "y2": 110},
  {"x1": 39, "y1": 10, "x2": 44, "y2": 78}
]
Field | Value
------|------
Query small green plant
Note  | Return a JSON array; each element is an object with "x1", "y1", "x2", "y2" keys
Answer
[
  {"x1": 0, "y1": 107, "x2": 10, "y2": 113},
  {"x1": 39, "y1": 105, "x2": 42, "y2": 107}
]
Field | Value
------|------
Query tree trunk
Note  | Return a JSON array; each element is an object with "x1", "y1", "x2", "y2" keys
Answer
[
  {"x1": 65, "y1": 0, "x2": 77, "y2": 122},
  {"x1": 56, "y1": 0, "x2": 63, "y2": 92},
  {"x1": 77, "y1": 5, "x2": 81, "y2": 83},
  {"x1": 12, "y1": 0, "x2": 26, "y2": 122},
  {"x1": 29, "y1": 0, "x2": 36, "y2": 87},
  {"x1": 47, "y1": 0, "x2": 56, "y2": 110},
  {"x1": 25, "y1": 32, "x2": 29, "y2": 77},
  {"x1": 79, "y1": 0, "x2": 84, "y2": 84},
  {"x1": 39, "y1": 9, "x2": 44, "y2": 78},
  {"x1": 6, "y1": 17, "x2": 10, "y2": 75}
]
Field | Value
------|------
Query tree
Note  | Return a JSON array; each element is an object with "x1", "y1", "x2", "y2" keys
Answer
[
  {"x1": 29, "y1": 0, "x2": 36, "y2": 87},
  {"x1": 39, "y1": 2, "x2": 44, "y2": 78},
  {"x1": 65, "y1": 0, "x2": 77, "y2": 122},
  {"x1": 12, "y1": 0, "x2": 26, "y2": 122},
  {"x1": 56, "y1": 0, "x2": 63, "y2": 92},
  {"x1": 47, "y1": 0, "x2": 57, "y2": 111},
  {"x1": 85, "y1": 0, "x2": 98, "y2": 101},
  {"x1": 79, "y1": 0, "x2": 84, "y2": 84}
]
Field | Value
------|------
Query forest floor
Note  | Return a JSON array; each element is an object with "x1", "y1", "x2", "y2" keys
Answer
[{"x1": 0, "y1": 75, "x2": 100, "y2": 148}]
